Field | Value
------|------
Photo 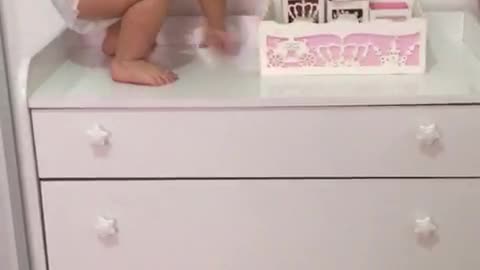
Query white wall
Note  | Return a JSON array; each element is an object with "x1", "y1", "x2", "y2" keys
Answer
[
  {"x1": 1, "y1": 0, "x2": 63, "y2": 78},
  {"x1": 0, "y1": 132, "x2": 29, "y2": 270},
  {"x1": 0, "y1": 20, "x2": 30, "y2": 270},
  {"x1": 424, "y1": 0, "x2": 478, "y2": 10},
  {"x1": 0, "y1": 131, "x2": 18, "y2": 270}
]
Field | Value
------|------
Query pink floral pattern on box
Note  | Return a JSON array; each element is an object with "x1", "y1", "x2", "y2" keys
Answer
[{"x1": 265, "y1": 32, "x2": 421, "y2": 68}]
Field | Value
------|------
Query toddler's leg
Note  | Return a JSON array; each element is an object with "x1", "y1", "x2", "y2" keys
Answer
[
  {"x1": 77, "y1": 0, "x2": 140, "y2": 19},
  {"x1": 77, "y1": 0, "x2": 135, "y2": 56},
  {"x1": 102, "y1": 21, "x2": 121, "y2": 56},
  {"x1": 77, "y1": 0, "x2": 176, "y2": 86},
  {"x1": 102, "y1": 21, "x2": 156, "y2": 56},
  {"x1": 111, "y1": 0, "x2": 177, "y2": 86},
  {"x1": 198, "y1": 0, "x2": 235, "y2": 54},
  {"x1": 198, "y1": 0, "x2": 226, "y2": 31}
]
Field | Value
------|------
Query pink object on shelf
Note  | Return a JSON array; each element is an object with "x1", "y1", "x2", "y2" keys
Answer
[
  {"x1": 370, "y1": 2, "x2": 409, "y2": 10},
  {"x1": 260, "y1": 0, "x2": 426, "y2": 74},
  {"x1": 265, "y1": 32, "x2": 421, "y2": 68}
]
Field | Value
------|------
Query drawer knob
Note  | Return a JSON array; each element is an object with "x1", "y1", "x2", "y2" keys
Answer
[
  {"x1": 95, "y1": 216, "x2": 118, "y2": 239},
  {"x1": 414, "y1": 217, "x2": 437, "y2": 238},
  {"x1": 86, "y1": 124, "x2": 110, "y2": 147},
  {"x1": 416, "y1": 124, "x2": 440, "y2": 146}
]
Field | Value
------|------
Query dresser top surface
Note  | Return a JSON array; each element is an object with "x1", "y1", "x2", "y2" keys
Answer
[{"x1": 28, "y1": 12, "x2": 480, "y2": 109}]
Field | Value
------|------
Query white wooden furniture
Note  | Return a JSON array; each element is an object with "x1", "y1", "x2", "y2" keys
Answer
[
  {"x1": 0, "y1": 23, "x2": 30, "y2": 270},
  {"x1": 7, "y1": 5, "x2": 480, "y2": 270}
]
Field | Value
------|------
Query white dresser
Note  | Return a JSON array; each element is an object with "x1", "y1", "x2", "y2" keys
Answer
[{"x1": 16, "y1": 10, "x2": 480, "y2": 270}]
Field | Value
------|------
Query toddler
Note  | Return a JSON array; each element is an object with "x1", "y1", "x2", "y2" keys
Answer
[{"x1": 51, "y1": 0, "x2": 229, "y2": 86}]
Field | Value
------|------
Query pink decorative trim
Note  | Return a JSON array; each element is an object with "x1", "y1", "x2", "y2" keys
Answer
[
  {"x1": 370, "y1": 2, "x2": 409, "y2": 10},
  {"x1": 265, "y1": 32, "x2": 421, "y2": 68}
]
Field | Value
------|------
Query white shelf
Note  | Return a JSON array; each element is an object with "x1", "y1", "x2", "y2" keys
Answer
[{"x1": 28, "y1": 12, "x2": 480, "y2": 109}]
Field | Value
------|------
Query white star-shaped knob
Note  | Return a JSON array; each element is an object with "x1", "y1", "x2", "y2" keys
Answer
[
  {"x1": 414, "y1": 217, "x2": 437, "y2": 238},
  {"x1": 416, "y1": 124, "x2": 441, "y2": 146},
  {"x1": 86, "y1": 124, "x2": 110, "y2": 147},
  {"x1": 95, "y1": 216, "x2": 118, "y2": 239}
]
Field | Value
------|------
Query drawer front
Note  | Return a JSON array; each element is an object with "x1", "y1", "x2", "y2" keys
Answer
[
  {"x1": 42, "y1": 179, "x2": 480, "y2": 270},
  {"x1": 32, "y1": 107, "x2": 480, "y2": 178}
]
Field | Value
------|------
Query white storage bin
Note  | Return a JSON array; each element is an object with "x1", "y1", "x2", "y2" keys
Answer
[{"x1": 259, "y1": 0, "x2": 427, "y2": 75}]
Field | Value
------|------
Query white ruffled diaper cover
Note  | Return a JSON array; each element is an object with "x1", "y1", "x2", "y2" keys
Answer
[{"x1": 51, "y1": 0, "x2": 119, "y2": 33}]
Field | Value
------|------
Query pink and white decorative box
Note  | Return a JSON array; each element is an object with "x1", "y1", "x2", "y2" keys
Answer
[{"x1": 259, "y1": 0, "x2": 427, "y2": 75}]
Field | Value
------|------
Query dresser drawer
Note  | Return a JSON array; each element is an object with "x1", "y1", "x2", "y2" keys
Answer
[
  {"x1": 42, "y1": 179, "x2": 480, "y2": 270},
  {"x1": 32, "y1": 106, "x2": 480, "y2": 178}
]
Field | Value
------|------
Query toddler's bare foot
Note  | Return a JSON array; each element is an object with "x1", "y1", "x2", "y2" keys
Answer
[
  {"x1": 111, "y1": 59, "x2": 178, "y2": 86},
  {"x1": 200, "y1": 27, "x2": 238, "y2": 55}
]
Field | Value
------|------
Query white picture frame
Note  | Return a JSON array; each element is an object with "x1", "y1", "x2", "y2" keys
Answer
[
  {"x1": 282, "y1": 0, "x2": 326, "y2": 23},
  {"x1": 326, "y1": 0, "x2": 370, "y2": 23}
]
